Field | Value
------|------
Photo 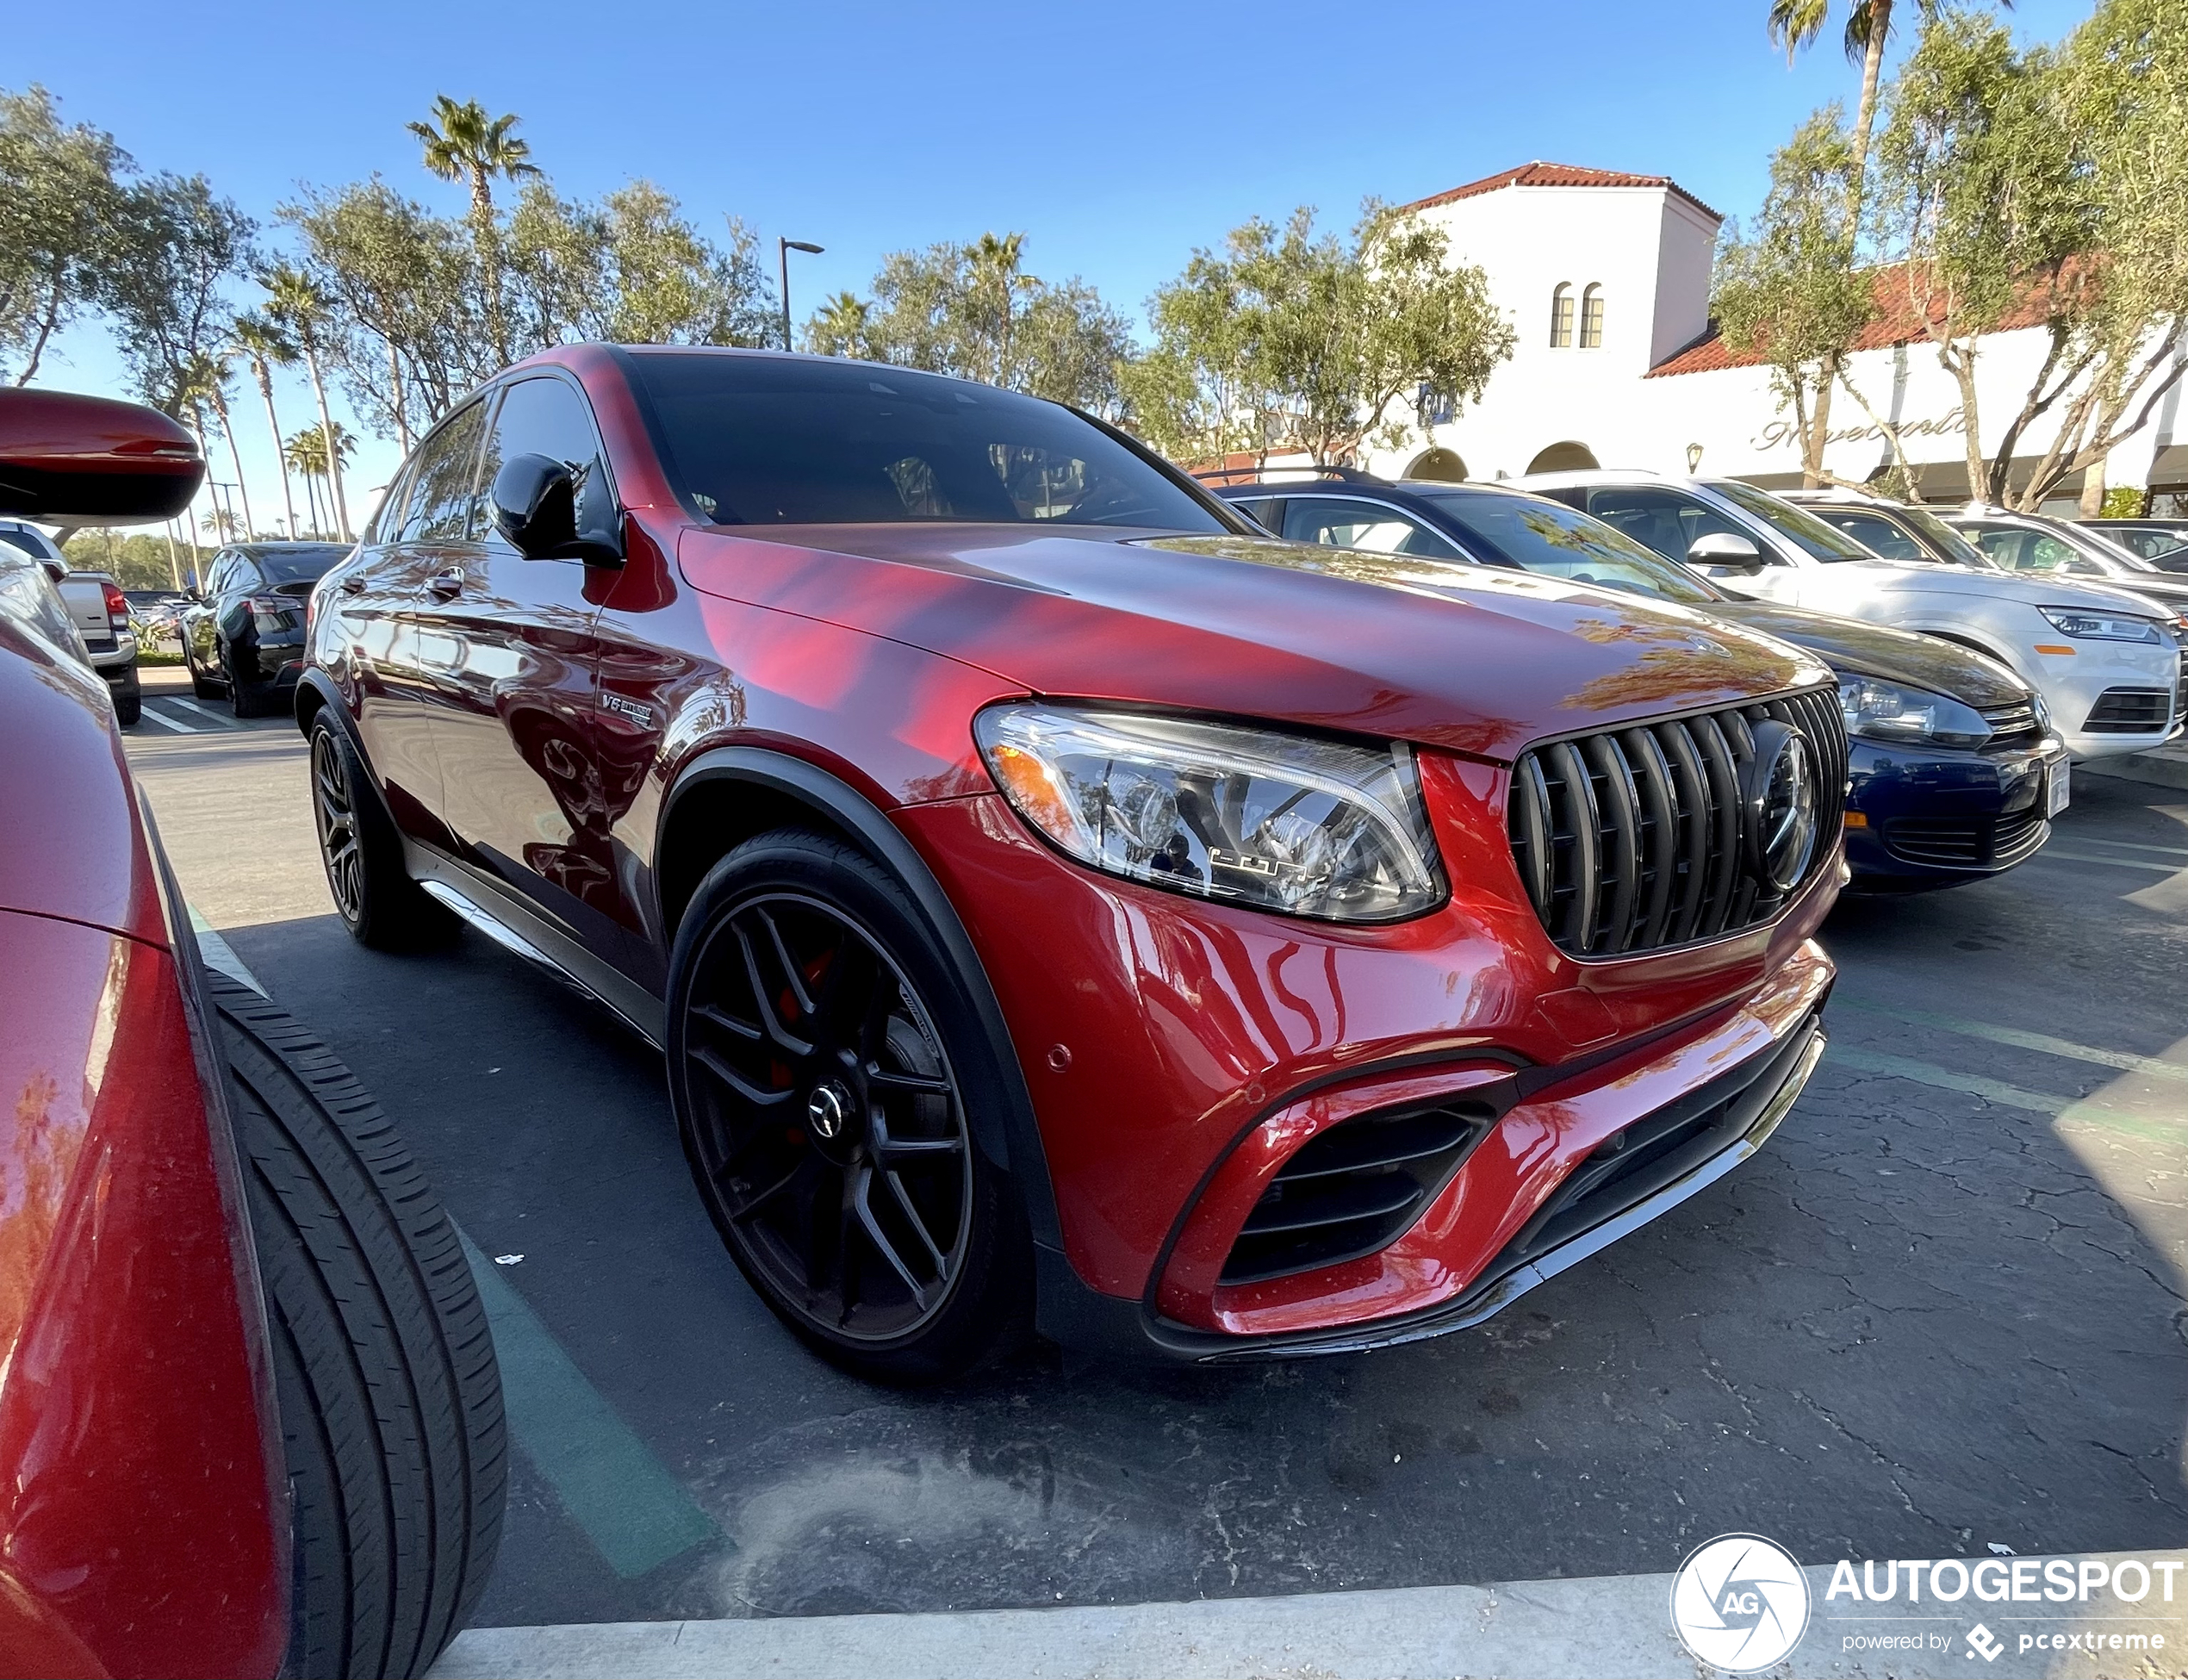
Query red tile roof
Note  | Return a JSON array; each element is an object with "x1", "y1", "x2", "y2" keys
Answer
[
  {"x1": 1397, "y1": 162, "x2": 1722, "y2": 222},
  {"x1": 1646, "y1": 261, "x2": 2079, "y2": 377}
]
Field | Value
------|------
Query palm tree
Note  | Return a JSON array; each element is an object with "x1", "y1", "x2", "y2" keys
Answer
[
  {"x1": 407, "y1": 96, "x2": 541, "y2": 365},
  {"x1": 1765, "y1": 0, "x2": 2010, "y2": 214},
  {"x1": 179, "y1": 349, "x2": 258, "y2": 543},
  {"x1": 264, "y1": 264, "x2": 352, "y2": 540},
  {"x1": 965, "y1": 233, "x2": 1030, "y2": 387},
  {"x1": 806, "y1": 291, "x2": 873, "y2": 359},
  {"x1": 285, "y1": 423, "x2": 356, "y2": 539},
  {"x1": 231, "y1": 312, "x2": 301, "y2": 538}
]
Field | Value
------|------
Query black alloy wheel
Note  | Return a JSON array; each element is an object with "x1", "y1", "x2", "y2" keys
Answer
[
  {"x1": 668, "y1": 831, "x2": 1030, "y2": 1381},
  {"x1": 683, "y1": 892, "x2": 972, "y2": 1339},
  {"x1": 308, "y1": 716, "x2": 452, "y2": 949},
  {"x1": 312, "y1": 726, "x2": 364, "y2": 924}
]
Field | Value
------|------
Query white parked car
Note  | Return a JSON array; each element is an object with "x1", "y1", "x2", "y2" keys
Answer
[{"x1": 1516, "y1": 470, "x2": 2183, "y2": 762}]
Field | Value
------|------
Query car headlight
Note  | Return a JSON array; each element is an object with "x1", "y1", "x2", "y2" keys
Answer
[
  {"x1": 1837, "y1": 674, "x2": 1993, "y2": 749},
  {"x1": 973, "y1": 705, "x2": 1445, "y2": 923},
  {"x1": 2038, "y1": 607, "x2": 2165, "y2": 644}
]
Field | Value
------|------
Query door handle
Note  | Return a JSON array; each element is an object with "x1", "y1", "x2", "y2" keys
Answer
[
  {"x1": 338, "y1": 576, "x2": 366, "y2": 594},
  {"x1": 425, "y1": 569, "x2": 463, "y2": 598}
]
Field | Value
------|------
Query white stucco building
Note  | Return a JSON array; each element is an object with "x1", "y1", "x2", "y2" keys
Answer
[{"x1": 1361, "y1": 162, "x2": 2186, "y2": 513}]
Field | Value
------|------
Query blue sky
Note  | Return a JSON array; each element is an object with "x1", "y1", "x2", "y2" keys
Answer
[{"x1": 16, "y1": 0, "x2": 2092, "y2": 534}]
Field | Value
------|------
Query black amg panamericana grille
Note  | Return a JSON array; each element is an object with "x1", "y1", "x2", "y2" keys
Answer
[
  {"x1": 1883, "y1": 806, "x2": 2048, "y2": 869},
  {"x1": 2085, "y1": 688, "x2": 2172, "y2": 733},
  {"x1": 1507, "y1": 688, "x2": 1846, "y2": 959},
  {"x1": 1220, "y1": 1100, "x2": 1497, "y2": 1286}
]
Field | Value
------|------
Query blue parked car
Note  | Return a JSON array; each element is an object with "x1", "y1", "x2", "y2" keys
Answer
[{"x1": 1211, "y1": 472, "x2": 2066, "y2": 893}]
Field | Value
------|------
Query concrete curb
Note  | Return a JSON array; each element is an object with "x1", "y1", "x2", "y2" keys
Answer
[{"x1": 428, "y1": 1552, "x2": 2188, "y2": 1680}]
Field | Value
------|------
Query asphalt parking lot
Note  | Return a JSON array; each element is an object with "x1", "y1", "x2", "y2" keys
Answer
[{"x1": 126, "y1": 669, "x2": 2188, "y2": 1633}]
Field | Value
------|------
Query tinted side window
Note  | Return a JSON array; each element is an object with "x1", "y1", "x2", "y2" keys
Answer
[
  {"x1": 367, "y1": 462, "x2": 418, "y2": 545},
  {"x1": 1821, "y1": 511, "x2": 1925, "y2": 562},
  {"x1": 480, "y1": 376, "x2": 614, "y2": 550},
  {"x1": 1281, "y1": 497, "x2": 1463, "y2": 559},
  {"x1": 1585, "y1": 488, "x2": 1750, "y2": 565},
  {"x1": 401, "y1": 402, "x2": 489, "y2": 543}
]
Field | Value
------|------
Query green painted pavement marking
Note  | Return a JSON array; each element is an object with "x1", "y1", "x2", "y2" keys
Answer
[
  {"x1": 1834, "y1": 998, "x2": 2188, "y2": 1083},
  {"x1": 1829, "y1": 1047, "x2": 2185, "y2": 1146},
  {"x1": 458, "y1": 1229, "x2": 720, "y2": 1578}
]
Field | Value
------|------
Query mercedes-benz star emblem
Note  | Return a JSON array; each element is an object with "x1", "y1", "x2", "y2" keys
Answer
[
  {"x1": 1738, "y1": 719, "x2": 1819, "y2": 893},
  {"x1": 805, "y1": 1083, "x2": 848, "y2": 1141}
]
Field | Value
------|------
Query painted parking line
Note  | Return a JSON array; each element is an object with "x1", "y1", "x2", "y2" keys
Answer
[
  {"x1": 1830, "y1": 1047, "x2": 2183, "y2": 1144},
  {"x1": 457, "y1": 1231, "x2": 721, "y2": 1578},
  {"x1": 163, "y1": 694, "x2": 242, "y2": 726},
  {"x1": 2031, "y1": 845, "x2": 2180, "y2": 874},
  {"x1": 427, "y1": 1549, "x2": 2188, "y2": 1680},
  {"x1": 2063, "y1": 836, "x2": 2188, "y2": 860},
  {"x1": 189, "y1": 910, "x2": 719, "y2": 1582},
  {"x1": 1833, "y1": 998, "x2": 2188, "y2": 1083},
  {"x1": 136, "y1": 703, "x2": 204, "y2": 733}
]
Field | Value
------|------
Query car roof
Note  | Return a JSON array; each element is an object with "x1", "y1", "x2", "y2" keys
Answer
[{"x1": 1507, "y1": 468, "x2": 1662, "y2": 488}]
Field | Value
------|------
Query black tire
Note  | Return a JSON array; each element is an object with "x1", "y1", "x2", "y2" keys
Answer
[
  {"x1": 667, "y1": 829, "x2": 1033, "y2": 1384},
  {"x1": 309, "y1": 715, "x2": 454, "y2": 949},
  {"x1": 113, "y1": 688, "x2": 141, "y2": 727},
  {"x1": 209, "y1": 970, "x2": 506, "y2": 1680},
  {"x1": 227, "y1": 641, "x2": 274, "y2": 717}
]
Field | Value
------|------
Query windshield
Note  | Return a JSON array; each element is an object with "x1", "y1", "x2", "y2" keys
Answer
[
  {"x1": 2069, "y1": 524, "x2": 2157, "y2": 570},
  {"x1": 253, "y1": 545, "x2": 350, "y2": 582},
  {"x1": 1893, "y1": 503, "x2": 1996, "y2": 568},
  {"x1": 1421, "y1": 489, "x2": 1724, "y2": 604},
  {"x1": 626, "y1": 352, "x2": 1230, "y2": 532},
  {"x1": 1707, "y1": 479, "x2": 1877, "y2": 561}
]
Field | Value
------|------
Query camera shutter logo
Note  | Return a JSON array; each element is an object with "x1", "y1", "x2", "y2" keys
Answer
[{"x1": 1669, "y1": 1533, "x2": 1812, "y2": 1673}]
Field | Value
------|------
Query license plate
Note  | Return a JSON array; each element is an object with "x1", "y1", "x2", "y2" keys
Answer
[{"x1": 2047, "y1": 759, "x2": 2071, "y2": 816}]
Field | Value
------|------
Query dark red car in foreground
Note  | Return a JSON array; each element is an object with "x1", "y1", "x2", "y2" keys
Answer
[
  {"x1": 0, "y1": 390, "x2": 502, "y2": 1679},
  {"x1": 301, "y1": 347, "x2": 1843, "y2": 1379}
]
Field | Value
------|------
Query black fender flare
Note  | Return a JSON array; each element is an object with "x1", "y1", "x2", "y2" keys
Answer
[{"x1": 657, "y1": 747, "x2": 1062, "y2": 1254}]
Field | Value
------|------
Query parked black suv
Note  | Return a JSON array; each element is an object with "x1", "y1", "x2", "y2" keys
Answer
[{"x1": 181, "y1": 542, "x2": 351, "y2": 716}]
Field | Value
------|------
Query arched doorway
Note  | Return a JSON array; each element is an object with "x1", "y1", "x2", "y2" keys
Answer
[
  {"x1": 1404, "y1": 447, "x2": 1468, "y2": 482},
  {"x1": 1526, "y1": 440, "x2": 1600, "y2": 473}
]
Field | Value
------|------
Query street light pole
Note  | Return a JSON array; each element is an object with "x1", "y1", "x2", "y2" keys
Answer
[{"x1": 778, "y1": 238, "x2": 825, "y2": 352}]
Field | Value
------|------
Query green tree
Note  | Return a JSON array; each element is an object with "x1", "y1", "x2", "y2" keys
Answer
[
  {"x1": 1712, "y1": 109, "x2": 1875, "y2": 486},
  {"x1": 264, "y1": 264, "x2": 354, "y2": 538},
  {"x1": 1129, "y1": 203, "x2": 1513, "y2": 468},
  {"x1": 843, "y1": 233, "x2": 1134, "y2": 413},
  {"x1": 1874, "y1": 11, "x2": 2093, "y2": 502},
  {"x1": 506, "y1": 182, "x2": 774, "y2": 348},
  {"x1": 0, "y1": 86, "x2": 129, "y2": 384},
  {"x1": 407, "y1": 96, "x2": 540, "y2": 365},
  {"x1": 284, "y1": 420, "x2": 355, "y2": 538},
  {"x1": 1995, "y1": 0, "x2": 2188, "y2": 512},
  {"x1": 284, "y1": 178, "x2": 483, "y2": 436},
  {"x1": 804, "y1": 290, "x2": 874, "y2": 358},
  {"x1": 100, "y1": 171, "x2": 255, "y2": 415},
  {"x1": 231, "y1": 311, "x2": 301, "y2": 538}
]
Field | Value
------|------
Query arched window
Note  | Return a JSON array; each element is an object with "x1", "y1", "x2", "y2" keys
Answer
[
  {"x1": 1580, "y1": 283, "x2": 1605, "y2": 349},
  {"x1": 1526, "y1": 440, "x2": 1601, "y2": 473},
  {"x1": 1549, "y1": 284, "x2": 1575, "y2": 349}
]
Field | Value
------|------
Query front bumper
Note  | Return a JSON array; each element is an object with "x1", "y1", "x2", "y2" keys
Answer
[
  {"x1": 896, "y1": 746, "x2": 1843, "y2": 1357},
  {"x1": 1843, "y1": 733, "x2": 2065, "y2": 888},
  {"x1": 2022, "y1": 638, "x2": 2183, "y2": 760}
]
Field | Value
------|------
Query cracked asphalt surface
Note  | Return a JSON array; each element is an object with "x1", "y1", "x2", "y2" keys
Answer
[{"x1": 127, "y1": 671, "x2": 2188, "y2": 1628}]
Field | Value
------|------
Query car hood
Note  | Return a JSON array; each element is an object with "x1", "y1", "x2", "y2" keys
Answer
[
  {"x1": 1847, "y1": 557, "x2": 2179, "y2": 619},
  {"x1": 676, "y1": 524, "x2": 1831, "y2": 762},
  {"x1": 1706, "y1": 597, "x2": 2028, "y2": 705}
]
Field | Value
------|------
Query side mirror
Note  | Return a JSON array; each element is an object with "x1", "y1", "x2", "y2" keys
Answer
[
  {"x1": 0, "y1": 389, "x2": 204, "y2": 520},
  {"x1": 1688, "y1": 531, "x2": 1765, "y2": 574},
  {"x1": 491, "y1": 454, "x2": 623, "y2": 567}
]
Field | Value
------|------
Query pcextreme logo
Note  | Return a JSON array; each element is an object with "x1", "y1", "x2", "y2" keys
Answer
[{"x1": 1669, "y1": 1534, "x2": 1812, "y2": 1673}]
